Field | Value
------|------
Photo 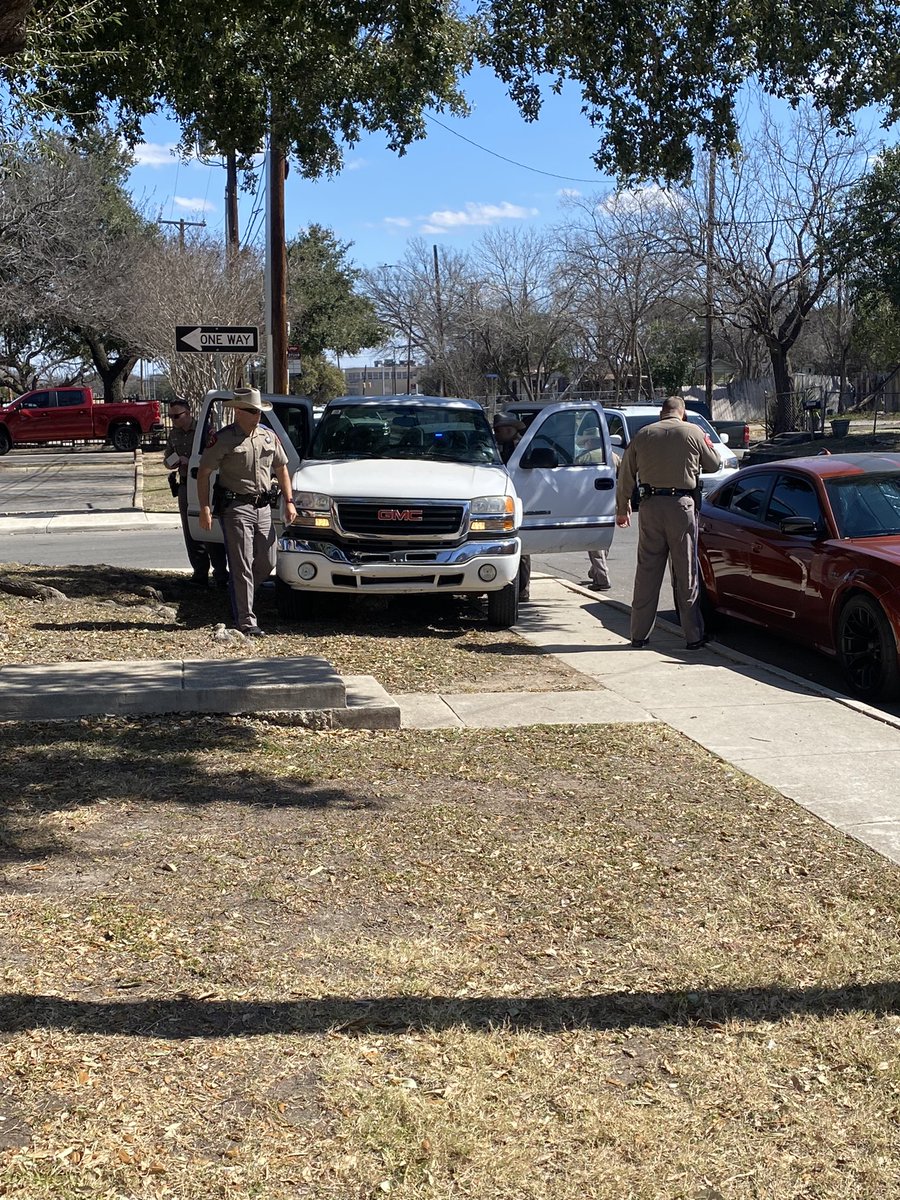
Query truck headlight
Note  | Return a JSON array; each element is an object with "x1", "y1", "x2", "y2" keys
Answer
[
  {"x1": 294, "y1": 491, "x2": 332, "y2": 511},
  {"x1": 469, "y1": 494, "x2": 516, "y2": 533},
  {"x1": 471, "y1": 495, "x2": 514, "y2": 515},
  {"x1": 291, "y1": 491, "x2": 333, "y2": 530}
]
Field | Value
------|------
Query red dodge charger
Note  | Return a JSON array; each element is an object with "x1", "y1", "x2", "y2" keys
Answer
[{"x1": 698, "y1": 453, "x2": 900, "y2": 701}]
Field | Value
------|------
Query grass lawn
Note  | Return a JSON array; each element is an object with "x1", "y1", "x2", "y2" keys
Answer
[
  {"x1": 140, "y1": 452, "x2": 179, "y2": 516},
  {"x1": 2, "y1": 721, "x2": 900, "y2": 1198},
  {"x1": 0, "y1": 564, "x2": 588, "y2": 695},
  {"x1": 2, "y1": 558, "x2": 900, "y2": 1197}
]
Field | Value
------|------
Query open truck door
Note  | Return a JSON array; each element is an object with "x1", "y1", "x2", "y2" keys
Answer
[{"x1": 506, "y1": 402, "x2": 616, "y2": 555}]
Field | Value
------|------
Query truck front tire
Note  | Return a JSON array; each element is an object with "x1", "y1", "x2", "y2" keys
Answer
[
  {"x1": 110, "y1": 422, "x2": 140, "y2": 452},
  {"x1": 487, "y1": 581, "x2": 519, "y2": 628},
  {"x1": 276, "y1": 578, "x2": 307, "y2": 621}
]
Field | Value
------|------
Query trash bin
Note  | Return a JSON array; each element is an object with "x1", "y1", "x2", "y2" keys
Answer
[{"x1": 830, "y1": 418, "x2": 850, "y2": 438}]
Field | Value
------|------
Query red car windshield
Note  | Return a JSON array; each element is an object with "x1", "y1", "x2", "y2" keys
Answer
[{"x1": 826, "y1": 473, "x2": 900, "y2": 538}]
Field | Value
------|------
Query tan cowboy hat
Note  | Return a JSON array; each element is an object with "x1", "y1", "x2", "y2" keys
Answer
[
  {"x1": 493, "y1": 412, "x2": 525, "y2": 432},
  {"x1": 225, "y1": 386, "x2": 272, "y2": 412}
]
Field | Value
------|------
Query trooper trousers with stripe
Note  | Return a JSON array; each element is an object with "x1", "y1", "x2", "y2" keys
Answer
[{"x1": 219, "y1": 502, "x2": 276, "y2": 632}]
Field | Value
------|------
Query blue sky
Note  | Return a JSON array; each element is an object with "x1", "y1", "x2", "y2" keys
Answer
[{"x1": 127, "y1": 66, "x2": 618, "y2": 273}]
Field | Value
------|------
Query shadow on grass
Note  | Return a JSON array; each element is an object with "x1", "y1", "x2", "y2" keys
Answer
[
  {"x1": 2, "y1": 982, "x2": 899, "y2": 1037},
  {"x1": 0, "y1": 720, "x2": 382, "y2": 866}
]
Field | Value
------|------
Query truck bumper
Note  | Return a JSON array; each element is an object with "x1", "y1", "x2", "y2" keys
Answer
[{"x1": 276, "y1": 536, "x2": 521, "y2": 594}]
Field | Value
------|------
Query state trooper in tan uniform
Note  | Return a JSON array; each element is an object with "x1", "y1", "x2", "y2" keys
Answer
[
  {"x1": 616, "y1": 395, "x2": 720, "y2": 649},
  {"x1": 197, "y1": 388, "x2": 297, "y2": 637}
]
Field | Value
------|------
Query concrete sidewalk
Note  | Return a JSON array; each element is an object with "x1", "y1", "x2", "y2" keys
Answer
[
  {"x1": 0, "y1": 512, "x2": 181, "y2": 535},
  {"x1": 398, "y1": 575, "x2": 900, "y2": 867}
]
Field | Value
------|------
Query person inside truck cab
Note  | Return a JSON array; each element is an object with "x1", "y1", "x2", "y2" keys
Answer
[{"x1": 492, "y1": 412, "x2": 525, "y2": 464}]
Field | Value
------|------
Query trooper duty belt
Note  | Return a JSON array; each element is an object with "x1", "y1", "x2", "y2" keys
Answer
[{"x1": 639, "y1": 485, "x2": 695, "y2": 497}]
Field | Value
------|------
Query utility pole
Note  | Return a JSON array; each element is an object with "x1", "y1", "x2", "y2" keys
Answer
[
  {"x1": 433, "y1": 243, "x2": 445, "y2": 396},
  {"x1": 705, "y1": 153, "x2": 717, "y2": 417},
  {"x1": 225, "y1": 152, "x2": 239, "y2": 267},
  {"x1": 265, "y1": 125, "x2": 289, "y2": 395},
  {"x1": 159, "y1": 217, "x2": 206, "y2": 249}
]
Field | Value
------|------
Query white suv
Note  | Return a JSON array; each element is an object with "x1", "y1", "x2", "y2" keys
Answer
[{"x1": 602, "y1": 405, "x2": 740, "y2": 491}]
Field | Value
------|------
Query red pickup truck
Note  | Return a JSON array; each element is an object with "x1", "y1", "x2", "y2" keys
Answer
[{"x1": 0, "y1": 387, "x2": 163, "y2": 454}]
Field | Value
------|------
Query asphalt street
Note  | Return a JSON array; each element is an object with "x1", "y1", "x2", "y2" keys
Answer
[{"x1": 0, "y1": 448, "x2": 137, "y2": 514}]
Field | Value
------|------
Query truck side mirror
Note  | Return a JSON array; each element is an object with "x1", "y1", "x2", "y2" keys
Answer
[
  {"x1": 521, "y1": 446, "x2": 559, "y2": 469},
  {"x1": 719, "y1": 432, "x2": 730, "y2": 445}
]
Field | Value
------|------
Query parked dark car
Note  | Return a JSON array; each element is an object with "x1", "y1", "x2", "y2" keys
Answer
[{"x1": 697, "y1": 454, "x2": 900, "y2": 700}]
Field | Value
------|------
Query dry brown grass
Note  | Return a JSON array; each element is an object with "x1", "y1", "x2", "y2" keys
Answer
[
  {"x1": 2, "y1": 721, "x2": 900, "y2": 1198},
  {"x1": 140, "y1": 452, "x2": 179, "y2": 515},
  {"x1": 0, "y1": 563, "x2": 589, "y2": 694}
]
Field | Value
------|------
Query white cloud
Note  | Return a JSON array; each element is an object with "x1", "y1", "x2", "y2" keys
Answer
[
  {"x1": 173, "y1": 196, "x2": 216, "y2": 214},
  {"x1": 600, "y1": 184, "x2": 681, "y2": 214},
  {"x1": 133, "y1": 142, "x2": 178, "y2": 167},
  {"x1": 419, "y1": 201, "x2": 539, "y2": 233},
  {"x1": 345, "y1": 157, "x2": 367, "y2": 172},
  {"x1": 384, "y1": 216, "x2": 413, "y2": 228},
  {"x1": 557, "y1": 187, "x2": 581, "y2": 198}
]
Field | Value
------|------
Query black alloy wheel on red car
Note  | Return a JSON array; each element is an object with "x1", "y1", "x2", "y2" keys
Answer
[{"x1": 837, "y1": 594, "x2": 900, "y2": 701}]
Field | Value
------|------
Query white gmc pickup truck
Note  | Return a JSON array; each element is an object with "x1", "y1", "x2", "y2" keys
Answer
[{"x1": 187, "y1": 391, "x2": 617, "y2": 628}]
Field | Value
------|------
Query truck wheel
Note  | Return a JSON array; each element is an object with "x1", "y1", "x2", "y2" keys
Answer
[
  {"x1": 0, "y1": 428, "x2": 10, "y2": 456},
  {"x1": 276, "y1": 578, "x2": 309, "y2": 621},
  {"x1": 487, "y1": 581, "x2": 519, "y2": 628},
  {"x1": 110, "y1": 422, "x2": 140, "y2": 452}
]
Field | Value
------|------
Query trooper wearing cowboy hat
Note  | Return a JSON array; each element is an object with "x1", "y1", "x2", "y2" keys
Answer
[
  {"x1": 492, "y1": 411, "x2": 526, "y2": 464},
  {"x1": 197, "y1": 387, "x2": 297, "y2": 637}
]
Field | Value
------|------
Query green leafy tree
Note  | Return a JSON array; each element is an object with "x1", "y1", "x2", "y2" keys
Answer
[
  {"x1": 293, "y1": 355, "x2": 345, "y2": 403},
  {"x1": 480, "y1": 0, "x2": 900, "y2": 180},
  {"x1": 645, "y1": 318, "x2": 702, "y2": 394},
  {"x1": 286, "y1": 225, "x2": 384, "y2": 358},
  {"x1": 4, "y1": 1, "x2": 472, "y2": 174},
  {"x1": 844, "y1": 146, "x2": 900, "y2": 314},
  {"x1": 6, "y1": 2, "x2": 900, "y2": 181}
]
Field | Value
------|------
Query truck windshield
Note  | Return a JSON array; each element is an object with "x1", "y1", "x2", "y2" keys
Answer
[{"x1": 309, "y1": 404, "x2": 501, "y2": 465}]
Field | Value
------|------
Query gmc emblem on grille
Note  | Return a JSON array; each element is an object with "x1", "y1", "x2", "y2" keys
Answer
[{"x1": 377, "y1": 508, "x2": 423, "y2": 521}]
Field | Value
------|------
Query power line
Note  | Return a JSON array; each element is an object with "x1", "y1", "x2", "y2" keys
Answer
[{"x1": 423, "y1": 112, "x2": 605, "y2": 184}]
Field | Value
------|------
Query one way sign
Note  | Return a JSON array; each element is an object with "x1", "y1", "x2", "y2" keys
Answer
[{"x1": 175, "y1": 325, "x2": 259, "y2": 353}]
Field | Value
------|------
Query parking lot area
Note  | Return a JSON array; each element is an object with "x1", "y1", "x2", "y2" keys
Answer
[{"x1": 0, "y1": 448, "x2": 138, "y2": 514}]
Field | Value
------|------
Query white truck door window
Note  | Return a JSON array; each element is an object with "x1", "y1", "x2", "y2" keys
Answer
[{"x1": 509, "y1": 403, "x2": 616, "y2": 555}]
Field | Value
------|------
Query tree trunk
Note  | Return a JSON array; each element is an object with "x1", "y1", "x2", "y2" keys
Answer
[
  {"x1": 82, "y1": 331, "x2": 137, "y2": 403},
  {"x1": 769, "y1": 345, "x2": 794, "y2": 434}
]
